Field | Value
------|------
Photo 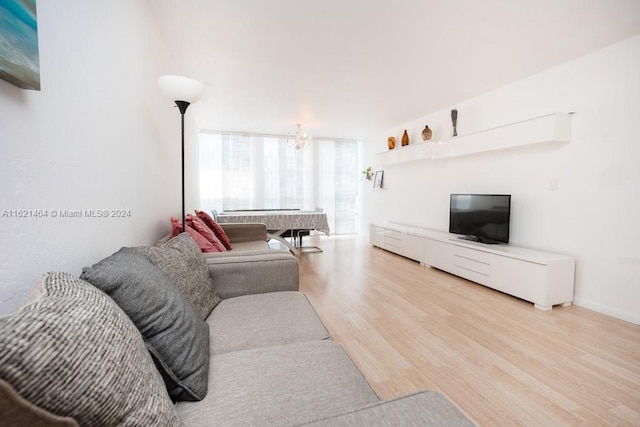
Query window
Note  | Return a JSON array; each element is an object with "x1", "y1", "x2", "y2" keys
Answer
[{"x1": 199, "y1": 132, "x2": 359, "y2": 234}]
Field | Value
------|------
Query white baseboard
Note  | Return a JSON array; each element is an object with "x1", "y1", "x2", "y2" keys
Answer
[{"x1": 573, "y1": 297, "x2": 640, "y2": 325}]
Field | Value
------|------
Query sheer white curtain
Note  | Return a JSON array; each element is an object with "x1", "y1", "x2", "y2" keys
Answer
[
  {"x1": 314, "y1": 140, "x2": 358, "y2": 234},
  {"x1": 199, "y1": 131, "x2": 358, "y2": 233}
]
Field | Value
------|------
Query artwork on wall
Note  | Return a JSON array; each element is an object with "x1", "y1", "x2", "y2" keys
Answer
[
  {"x1": 0, "y1": 0, "x2": 40, "y2": 90},
  {"x1": 373, "y1": 170, "x2": 384, "y2": 189}
]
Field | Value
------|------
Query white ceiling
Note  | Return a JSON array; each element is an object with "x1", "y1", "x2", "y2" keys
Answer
[{"x1": 147, "y1": 0, "x2": 640, "y2": 140}]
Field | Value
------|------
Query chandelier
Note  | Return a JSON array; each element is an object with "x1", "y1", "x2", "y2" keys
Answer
[{"x1": 287, "y1": 123, "x2": 312, "y2": 150}]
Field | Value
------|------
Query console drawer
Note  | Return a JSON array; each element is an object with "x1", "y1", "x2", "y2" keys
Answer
[
  {"x1": 384, "y1": 236, "x2": 401, "y2": 249},
  {"x1": 384, "y1": 230, "x2": 402, "y2": 240},
  {"x1": 453, "y1": 255, "x2": 491, "y2": 276},
  {"x1": 452, "y1": 246, "x2": 492, "y2": 285},
  {"x1": 453, "y1": 246, "x2": 494, "y2": 264}
]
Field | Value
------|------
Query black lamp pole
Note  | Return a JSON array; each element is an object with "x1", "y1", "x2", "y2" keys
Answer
[{"x1": 175, "y1": 100, "x2": 191, "y2": 232}]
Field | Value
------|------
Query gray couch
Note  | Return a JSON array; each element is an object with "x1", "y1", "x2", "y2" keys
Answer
[
  {"x1": 0, "y1": 233, "x2": 474, "y2": 426},
  {"x1": 203, "y1": 222, "x2": 300, "y2": 300}
]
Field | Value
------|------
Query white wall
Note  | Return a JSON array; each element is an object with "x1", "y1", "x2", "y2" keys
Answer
[
  {"x1": 0, "y1": 1, "x2": 181, "y2": 313},
  {"x1": 362, "y1": 35, "x2": 640, "y2": 324}
]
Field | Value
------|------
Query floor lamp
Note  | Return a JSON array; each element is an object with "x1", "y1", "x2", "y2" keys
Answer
[{"x1": 158, "y1": 75, "x2": 205, "y2": 231}]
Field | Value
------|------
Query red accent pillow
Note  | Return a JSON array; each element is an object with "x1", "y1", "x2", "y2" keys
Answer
[
  {"x1": 170, "y1": 217, "x2": 221, "y2": 253},
  {"x1": 195, "y1": 210, "x2": 232, "y2": 250},
  {"x1": 186, "y1": 214, "x2": 227, "y2": 252}
]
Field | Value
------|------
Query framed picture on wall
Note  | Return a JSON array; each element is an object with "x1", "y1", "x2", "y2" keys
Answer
[
  {"x1": 373, "y1": 170, "x2": 384, "y2": 189},
  {"x1": 0, "y1": 0, "x2": 41, "y2": 90}
]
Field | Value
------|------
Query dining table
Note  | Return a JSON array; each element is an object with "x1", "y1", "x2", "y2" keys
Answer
[{"x1": 216, "y1": 210, "x2": 330, "y2": 254}]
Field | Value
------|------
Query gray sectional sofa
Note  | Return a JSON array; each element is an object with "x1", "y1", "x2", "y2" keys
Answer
[{"x1": 0, "y1": 232, "x2": 474, "y2": 426}]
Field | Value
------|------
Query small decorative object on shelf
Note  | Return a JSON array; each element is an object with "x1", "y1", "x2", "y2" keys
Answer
[
  {"x1": 451, "y1": 109, "x2": 458, "y2": 137},
  {"x1": 387, "y1": 136, "x2": 396, "y2": 150},
  {"x1": 361, "y1": 166, "x2": 373, "y2": 180},
  {"x1": 421, "y1": 125, "x2": 432, "y2": 141},
  {"x1": 401, "y1": 129, "x2": 409, "y2": 146}
]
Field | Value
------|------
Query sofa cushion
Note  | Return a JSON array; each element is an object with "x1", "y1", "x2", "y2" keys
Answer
[
  {"x1": 207, "y1": 291, "x2": 329, "y2": 354},
  {"x1": 0, "y1": 272, "x2": 179, "y2": 425},
  {"x1": 301, "y1": 390, "x2": 476, "y2": 426},
  {"x1": 176, "y1": 340, "x2": 379, "y2": 426},
  {"x1": 196, "y1": 209, "x2": 232, "y2": 249},
  {"x1": 229, "y1": 240, "x2": 271, "y2": 252},
  {"x1": 138, "y1": 232, "x2": 220, "y2": 319},
  {"x1": 80, "y1": 247, "x2": 210, "y2": 402},
  {"x1": 204, "y1": 252, "x2": 299, "y2": 300}
]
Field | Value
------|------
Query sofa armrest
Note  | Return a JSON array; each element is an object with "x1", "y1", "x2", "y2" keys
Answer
[
  {"x1": 299, "y1": 391, "x2": 475, "y2": 426},
  {"x1": 207, "y1": 252, "x2": 299, "y2": 299},
  {"x1": 219, "y1": 223, "x2": 267, "y2": 243}
]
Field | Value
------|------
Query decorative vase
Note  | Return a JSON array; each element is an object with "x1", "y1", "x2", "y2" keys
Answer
[
  {"x1": 401, "y1": 130, "x2": 409, "y2": 146},
  {"x1": 387, "y1": 136, "x2": 396, "y2": 150},
  {"x1": 421, "y1": 125, "x2": 432, "y2": 141},
  {"x1": 451, "y1": 109, "x2": 458, "y2": 137}
]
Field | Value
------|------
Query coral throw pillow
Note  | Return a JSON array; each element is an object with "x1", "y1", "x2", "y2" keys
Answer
[
  {"x1": 170, "y1": 217, "x2": 221, "y2": 253},
  {"x1": 170, "y1": 217, "x2": 182, "y2": 238},
  {"x1": 195, "y1": 210, "x2": 233, "y2": 250},
  {"x1": 186, "y1": 214, "x2": 227, "y2": 252}
]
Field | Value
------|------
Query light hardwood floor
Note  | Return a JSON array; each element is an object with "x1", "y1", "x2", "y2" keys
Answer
[{"x1": 298, "y1": 235, "x2": 640, "y2": 426}]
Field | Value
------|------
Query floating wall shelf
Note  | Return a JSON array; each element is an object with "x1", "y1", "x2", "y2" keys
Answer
[
  {"x1": 378, "y1": 141, "x2": 432, "y2": 166},
  {"x1": 376, "y1": 112, "x2": 573, "y2": 167}
]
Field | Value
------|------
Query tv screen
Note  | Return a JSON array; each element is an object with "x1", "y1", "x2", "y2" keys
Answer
[{"x1": 449, "y1": 194, "x2": 511, "y2": 244}]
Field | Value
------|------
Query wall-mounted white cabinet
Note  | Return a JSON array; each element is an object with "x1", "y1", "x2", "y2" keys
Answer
[
  {"x1": 432, "y1": 112, "x2": 572, "y2": 159},
  {"x1": 376, "y1": 113, "x2": 572, "y2": 167},
  {"x1": 370, "y1": 222, "x2": 575, "y2": 310}
]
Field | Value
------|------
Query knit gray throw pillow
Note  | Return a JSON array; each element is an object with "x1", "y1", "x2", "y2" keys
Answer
[
  {"x1": 0, "y1": 272, "x2": 179, "y2": 426},
  {"x1": 138, "y1": 232, "x2": 219, "y2": 320},
  {"x1": 80, "y1": 247, "x2": 210, "y2": 402}
]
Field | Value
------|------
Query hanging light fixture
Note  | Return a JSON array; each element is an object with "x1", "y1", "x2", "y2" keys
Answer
[{"x1": 287, "y1": 123, "x2": 312, "y2": 150}]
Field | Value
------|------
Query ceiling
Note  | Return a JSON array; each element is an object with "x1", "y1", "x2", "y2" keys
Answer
[{"x1": 147, "y1": 0, "x2": 640, "y2": 140}]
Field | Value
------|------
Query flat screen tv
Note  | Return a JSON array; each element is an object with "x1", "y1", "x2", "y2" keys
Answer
[{"x1": 449, "y1": 194, "x2": 511, "y2": 244}]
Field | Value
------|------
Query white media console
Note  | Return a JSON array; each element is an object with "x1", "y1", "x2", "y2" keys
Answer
[{"x1": 370, "y1": 223, "x2": 575, "y2": 310}]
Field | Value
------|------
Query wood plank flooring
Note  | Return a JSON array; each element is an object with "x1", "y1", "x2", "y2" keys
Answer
[{"x1": 298, "y1": 235, "x2": 640, "y2": 426}]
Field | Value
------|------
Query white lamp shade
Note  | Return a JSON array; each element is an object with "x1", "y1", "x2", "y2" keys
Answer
[{"x1": 158, "y1": 75, "x2": 205, "y2": 103}]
